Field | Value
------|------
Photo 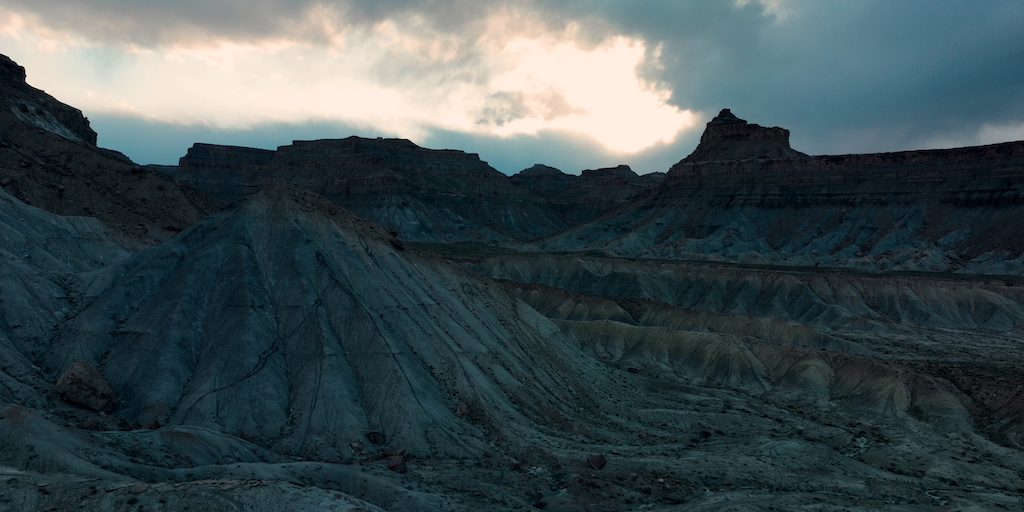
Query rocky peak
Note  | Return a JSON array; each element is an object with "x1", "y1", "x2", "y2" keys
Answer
[
  {"x1": 707, "y1": 108, "x2": 744, "y2": 125},
  {"x1": 0, "y1": 54, "x2": 27, "y2": 82},
  {"x1": 682, "y1": 108, "x2": 806, "y2": 162},
  {"x1": 0, "y1": 53, "x2": 98, "y2": 145}
]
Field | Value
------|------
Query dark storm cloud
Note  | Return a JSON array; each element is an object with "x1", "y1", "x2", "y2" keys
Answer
[{"x1": 549, "y1": 0, "x2": 1024, "y2": 153}]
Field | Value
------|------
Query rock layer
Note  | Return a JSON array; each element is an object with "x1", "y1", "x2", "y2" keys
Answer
[
  {"x1": 158, "y1": 143, "x2": 664, "y2": 242},
  {"x1": 535, "y1": 110, "x2": 1024, "y2": 273}
]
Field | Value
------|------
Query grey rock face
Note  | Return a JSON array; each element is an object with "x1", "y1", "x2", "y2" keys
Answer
[
  {"x1": 0, "y1": 186, "x2": 129, "y2": 410},
  {"x1": 511, "y1": 164, "x2": 665, "y2": 228},
  {"x1": 48, "y1": 182, "x2": 608, "y2": 457},
  {"x1": 160, "y1": 137, "x2": 566, "y2": 242},
  {"x1": 0, "y1": 53, "x2": 96, "y2": 145}
]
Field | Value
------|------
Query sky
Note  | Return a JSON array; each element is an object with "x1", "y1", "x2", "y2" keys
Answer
[{"x1": 1, "y1": 1, "x2": 1023, "y2": 175}]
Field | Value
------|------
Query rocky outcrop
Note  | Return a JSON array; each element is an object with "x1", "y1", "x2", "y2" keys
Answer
[
  {"x1": 667, "y1": 139, "x2": 1024, "y2": 189},
  {"x1": 682, "y1": 108, "x2": 806, "y2": 163},
  {"x1": 1, "y1": 54, "x2": 97, "y2": 145},
  {"x1": 0, "y1": 54, "x2": 225, "y2": 247},
  {"x1": 160, "y1": 144, "x2": 666, "y2": 243},
  {"x1": 54, "y1": 360, "x2": 117, "y2": 413}
]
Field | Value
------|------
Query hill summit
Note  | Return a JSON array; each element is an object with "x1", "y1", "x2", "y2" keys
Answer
[{"x1": 683, "y1": 108, "x2": 807, "y2": 162}]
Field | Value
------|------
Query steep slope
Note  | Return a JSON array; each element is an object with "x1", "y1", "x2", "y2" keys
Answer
[
  {"x1": 46, "y1": 182, "x2": 611, "y2": 458},
  {"x1": 0, "y1": 184, "x2": 1020, "y2": 510},
  {"x1": 0, "y1": 185, "x2": 129, "y2": 412},
  {"x1": 0, "y1": 54, "x2": 225, "y2": 247},
  {"x1": 534, "y1": 110, "x2": 1024, "y2": 273}
]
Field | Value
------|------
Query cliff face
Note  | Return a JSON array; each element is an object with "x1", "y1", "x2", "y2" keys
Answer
[
  {"x1": 174, "y1": 137, "x2": 514, "y2": 201},
  {"x1": 668, "y1": 139, "x2": 1024, "y2": 190},
  {"x1": 510, "y1": 164, "x2": 665, "y2": 226},
  {"x1": 163, "y1": 137, "x2": 564, "y2": 242},
  {"x1": 682, "y1": 108, "x2": 806, "y2": 162},
  {"x1": 0, "y1": 54, "x2": 97, "y2": 145},
  {"x1": 0, "y1": 54, "x2": 224, "y2": 247},
  {"x1": 536, "y1": 110, "x2": 1024, "y2": 273},
  {"x1": 161, "y1": 140, "x2": 664, "y2": 242}
]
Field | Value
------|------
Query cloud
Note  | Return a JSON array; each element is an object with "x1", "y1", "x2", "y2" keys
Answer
[
  {"x1": 563, "y1": 0, "x2": 1024, "y2": 153},
  {"x1": 478, "y1": 88, "x2": 585, "y2": 127},
  {"x1": 88, "y1": 111, "x2": 697, "y2": 176},
  {"x1": 3, "y1": 0, "x2": 1024, "y2": 171},
  {"x1": 1, "y1": 2, "x2": 694, "y2": 155}
]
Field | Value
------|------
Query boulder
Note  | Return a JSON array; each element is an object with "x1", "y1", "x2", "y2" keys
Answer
[
  {"x1": 54, "y1": 360, "x2": 117, "y2": 413},
  {"x1": 586, "y1": 454, "x2": 608, "y2": 470},
  {"x1": 387, "y1": 455, "x2": 408, "y2": 474}
]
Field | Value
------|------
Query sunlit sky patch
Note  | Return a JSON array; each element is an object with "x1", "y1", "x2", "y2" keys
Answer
[{"x1": 1, "y1": 1, "x2": 1023, "y2": 174}]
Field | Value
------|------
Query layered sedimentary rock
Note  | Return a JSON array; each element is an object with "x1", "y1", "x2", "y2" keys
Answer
[
  {"x1": 161, "y1": 138, "x2": 566, "y2": 242},
  {"x1": 510, "y1": 164, "x2": 665, "y2": 227},
  {"x1": 535, "y1": 110, "x2": 1024, "y2": 273},
  {"x1": 458, "y1": 248, "x2": 1024, "y2": 445},
  {"x1": 159, "y1": 144, "x2": 665, "y2": 242},
  {"x1": 0, "y1": 54, "x2": 225, "y2": 246},
  {"x1": 682, "y1": 108, "x2": 806, "y2": 162},
  {"x1": 3, "y1": 51, "x2": 1024, "y2": 510}
]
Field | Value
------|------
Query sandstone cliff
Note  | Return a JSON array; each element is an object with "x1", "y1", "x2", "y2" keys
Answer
[{"x1": 536, "y1": 110, "x2": 1024, "y2": 273}]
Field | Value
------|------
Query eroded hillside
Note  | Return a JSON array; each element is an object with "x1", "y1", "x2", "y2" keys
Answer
[{"x1": 1, "y1": 53, "x2": 1023, "y2": 511}]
